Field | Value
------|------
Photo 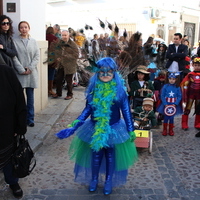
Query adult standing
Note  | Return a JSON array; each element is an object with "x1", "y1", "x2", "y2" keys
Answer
[
  {"x1": 98, "y1": 33, "x2": 106, "y2": 58},
  {"x1": 51, "y1": 30, "x2": 79, "y2": 100},
  {"x1": 13, "y1": 21, "x2": 39, "y2": 127},
  {"x1": 0, "y1": 15, "x2": 17, "y2": 67},
  {"x1": 165, "y1": 33, "x2": 188, "y2": 80},
  {"x1": 0, "y1": 63, "x2": 27, "y2": 199},
  {"x1": 46, "y1": 26, "x2": 58, "y2": 96},
  {"x1": 53, "y1": 24, "x2": 61, "y2": 39},
  {"x1": 91, "y1": 34, "x2": 100, "y2": 62},
  {"x1": 143, "y1": 36, "x2": 154, "y2": 63},
  {"x1": 155, "y1": 43, "x2": 168, "y2": 70}
]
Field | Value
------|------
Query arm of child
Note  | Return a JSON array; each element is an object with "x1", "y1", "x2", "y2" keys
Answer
[{"x1": 174, "y1": 87, "x2": 182, "y2": 106}]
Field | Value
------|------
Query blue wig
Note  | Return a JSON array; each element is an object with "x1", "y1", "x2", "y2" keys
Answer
[{"x1": 85, "y1": 57, "x2": 127, "y2": 100}]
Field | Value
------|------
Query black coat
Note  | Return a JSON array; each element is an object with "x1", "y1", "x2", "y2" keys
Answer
[
  {"x1": 165, "y1": 44, "x2": 188, "y2": 71},
  {"x1": 0, "y1": 64, "x2": 27, "y2": 169},
  {"x1": 0, "y1": 33, "x2": 17, "y2": 68}
]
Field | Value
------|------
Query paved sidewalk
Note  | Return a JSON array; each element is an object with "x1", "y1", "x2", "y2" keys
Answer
[
  {"x1": 1, "y1": 86, "x2": 200, "y2": 200},
  {"x1": 0, "y1": 89, "x2": 74, "y2": 185}
]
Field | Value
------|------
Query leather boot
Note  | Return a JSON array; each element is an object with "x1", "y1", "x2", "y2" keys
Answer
[
  {"x1": 169, "y1": 124, "x2": 174, "y2": 136},
  {"x1": 103, "y1": 148, "x2": 114, "y2": 195},
  {"x1": 162, "y1": 123, "x2": 168, "y2": 136},
  {"x1": 194, "y1": 115, "x2": 200, "y2": 129},
  {"x1": 89, "y1": 150, "x2": 103, "y2": 192},
  {"x1": 48, "y1": 80, "x2": 56, "y2": 96},
  {"x1": 182, "y1": 115, "x2": 189, "y2": 130}
]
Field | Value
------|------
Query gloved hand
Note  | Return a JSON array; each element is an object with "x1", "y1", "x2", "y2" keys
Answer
[
  {"x1": 55, "y1": 119, "x2": 84, "y2": 139},
  {"x1": 129, "y1": 131, "x2": 136, "y2": 142},
  {"x1": 55, "y1": 128, "x2": 74, "y2": 139}
]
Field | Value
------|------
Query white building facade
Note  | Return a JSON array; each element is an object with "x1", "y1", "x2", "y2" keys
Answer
[
  {"x1": 46, "y1": 0, "x2": 200, "y2": 46},
  {"x1": 1, "y1": 0, "x2": 48, "y2": 113}
]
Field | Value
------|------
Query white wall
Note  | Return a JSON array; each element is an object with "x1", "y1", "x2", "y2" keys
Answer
[
  {"x1": 3, "y1": 0, "x2": 46, "y2": 40},
  {"x1": 3, "y1": 0, "x2": 48, "y2": 113}
]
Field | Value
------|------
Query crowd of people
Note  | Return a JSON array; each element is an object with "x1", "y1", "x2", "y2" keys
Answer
[{"x1": 1, "y1": 13, "x2": 200, "y2": 198}]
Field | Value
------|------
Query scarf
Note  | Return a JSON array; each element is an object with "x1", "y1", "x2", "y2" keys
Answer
[{"x1": 90, "y1": 79, "x2": 117, "y2": 151}]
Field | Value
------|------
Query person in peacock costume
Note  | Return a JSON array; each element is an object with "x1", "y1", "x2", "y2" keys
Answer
[{"x1": 56, "y1": 57, "x2": 138, "y2": 195}]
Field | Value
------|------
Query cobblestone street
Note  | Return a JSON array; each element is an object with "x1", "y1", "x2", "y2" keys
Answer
[{"x1": 1, "y1": 86, "x2": 200, "y2": 200}]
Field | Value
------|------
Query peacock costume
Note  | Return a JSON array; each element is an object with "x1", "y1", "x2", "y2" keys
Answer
[{"x1": 56, "y1": 57, "x2": 138, "y2": 194}]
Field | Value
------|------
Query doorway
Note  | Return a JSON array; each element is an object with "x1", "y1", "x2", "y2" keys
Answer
[{"x1": 0, "y1": 0, "x2": 3, "y2": 16}]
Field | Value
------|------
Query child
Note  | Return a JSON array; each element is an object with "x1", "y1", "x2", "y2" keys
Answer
[
  {"x1": 56, "y1": 57, "x2": 138, "y2": 195},
  {"x1": 133, "y1": 98, "x2": 157, "y2": 129},
  {"x1": 153, "y1": 70, "x2": 166, "y2": 125},
  {"x1": 130, "y1": 65, "x2": 154, "y2": 108},
  {"x1": 157, "y1": 72, "x2": 182, "y2": 136},
  {"x1": 181, "y1": 56, "x2": 200, "y2": 130}
]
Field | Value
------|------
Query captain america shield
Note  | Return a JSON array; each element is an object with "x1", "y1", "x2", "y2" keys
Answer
[{"x1": 164, "y1": 105, "x2": 176, "y2": 116}]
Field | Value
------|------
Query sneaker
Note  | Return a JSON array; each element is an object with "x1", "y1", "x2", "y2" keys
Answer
[{"x1": 9, "y1": 183, "x2": 23, "y2": 199}]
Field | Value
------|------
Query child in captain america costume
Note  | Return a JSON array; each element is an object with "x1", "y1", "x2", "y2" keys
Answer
[
  {"x1": 55, "y1": 57, "x2": 138, "y2": 195},
  {"x1": 181, "y1": 56, "x2": 200, "y2": 131},
  {"x1": 157, "y1": 72, "x2": 182, "y2": 136}
]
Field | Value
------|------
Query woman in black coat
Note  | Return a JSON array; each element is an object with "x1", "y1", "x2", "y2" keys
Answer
[
  {"x1": 0, "y1": 15, "x2": 17, "y2": 68},
  {"x1": 0, "y1": 63, "x2": 27, "y2": 198}
]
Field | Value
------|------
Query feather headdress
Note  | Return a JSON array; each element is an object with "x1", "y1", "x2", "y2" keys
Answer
[
  {"x1": 114, "y1": 22, "x2": 119, "y2": 34},
  {"x1": 107, "y1": 21, "x2": 113, "y2": 31},
  {"x1": 123, "y1": 29, "x2": 127, "y2": 38},
  {"x1": 99, "y1": 19, "x2": 105, "y2": 29}
]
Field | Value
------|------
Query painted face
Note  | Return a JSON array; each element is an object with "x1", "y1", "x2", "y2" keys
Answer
[
  {"x1": 168, "y1": 77, "x2": 176, "y2": 84},
  {"x1": 98, "y1": 67, "x2": 114, "y2": 82}
]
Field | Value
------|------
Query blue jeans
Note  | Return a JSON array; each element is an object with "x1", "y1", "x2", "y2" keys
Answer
[
  {"x1": 25, "y1": 88, "x2": 34, "y2": 125},
  {"x1": 2, "y1": 161, "x2": 18, "y2": 185}
]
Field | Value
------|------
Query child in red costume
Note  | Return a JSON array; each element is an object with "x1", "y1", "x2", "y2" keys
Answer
[{"x1": 181, "y1": 56, "x2": 200, "y2": 130}]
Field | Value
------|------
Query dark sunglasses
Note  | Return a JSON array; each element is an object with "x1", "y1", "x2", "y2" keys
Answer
[{"x1": 1, "y1": 22, "x2": 10, "y2": 26}]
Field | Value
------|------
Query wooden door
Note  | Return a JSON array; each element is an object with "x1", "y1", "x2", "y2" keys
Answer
[{"x1": 0, "y1": 0, "x2": 3, "y2": 16}]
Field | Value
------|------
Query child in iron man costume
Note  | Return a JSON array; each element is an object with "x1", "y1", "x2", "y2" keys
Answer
[
  {"x1": 55, "y1": 57, "x2": 138, "y2": 195},
  {"x1": 181, "y1": 56, "x2": 200, "y2": 130}
]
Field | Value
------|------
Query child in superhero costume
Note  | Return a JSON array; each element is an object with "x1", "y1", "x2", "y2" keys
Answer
[
  {"x1": 181, "y1": 56, "x2": 200, "y2": 130},
  {"x1": 157, "y1": 72, "x2": 182, "y2": 136},
  {"x1": 56, "y1": 57, "x2": 138, "y2": 195}
]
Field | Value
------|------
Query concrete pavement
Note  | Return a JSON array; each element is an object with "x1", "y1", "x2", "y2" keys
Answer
[
  {"x1": 1, "y1": 86, "x2": 200, "y2": 200},
  {"x1": 0, "y1": 89, "x2": 73, "y2": 187}
]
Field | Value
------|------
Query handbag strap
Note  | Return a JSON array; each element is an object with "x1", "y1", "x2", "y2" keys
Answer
[{"x1": 29, "y1": 157, "x2": 36, "y2": 173}]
